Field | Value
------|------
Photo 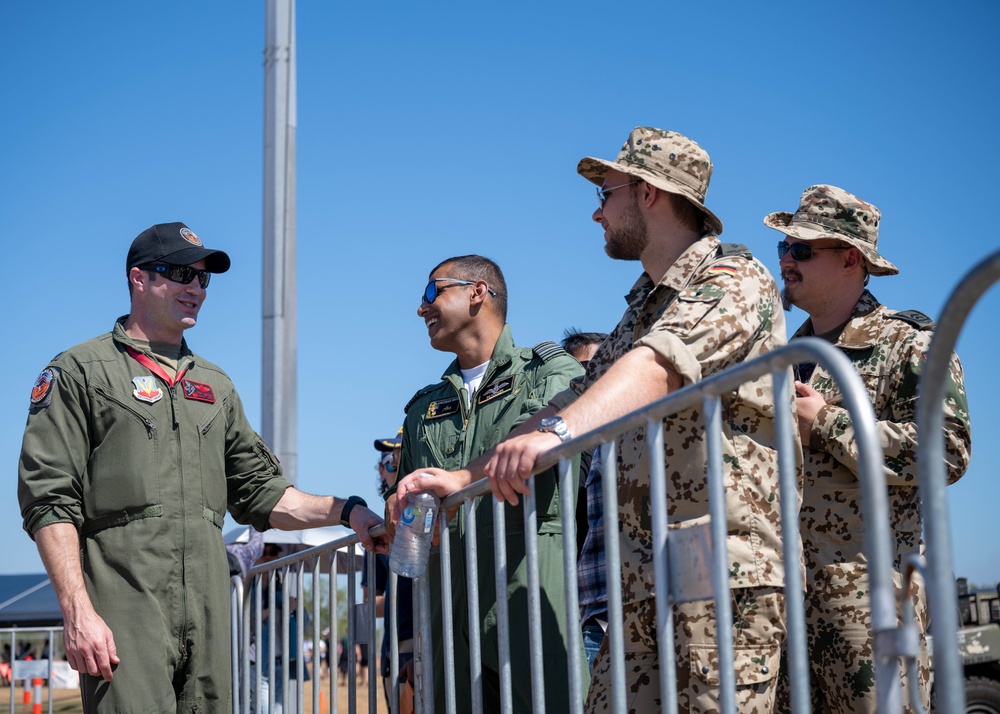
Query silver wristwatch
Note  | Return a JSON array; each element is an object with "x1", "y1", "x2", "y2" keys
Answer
[{"x1": 537, "y1": 415, "x2": 572, "y2": 443}]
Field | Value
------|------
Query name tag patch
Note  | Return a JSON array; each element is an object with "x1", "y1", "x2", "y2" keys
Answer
[
  {"x1": 426, "y1": 396, "x2": 460, "y2": 419},
  {"x1": 477, "y1": 375, "x2": 515, "y2": 405},
  {"x1": 182, "y1": 379, "x2": 216, "y2": 404},
  {"x1": 132, "y1": 376, "x2": 163, "y2": 404}
]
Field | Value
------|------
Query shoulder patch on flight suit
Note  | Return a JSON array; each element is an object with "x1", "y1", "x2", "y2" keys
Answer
[
  {"x1": 717, "y1": 242, "x2": 753, "y2": 259},
  {"x1": 404, "y1": 383, "x2": 442, "y2": 414},
  {"x1": 888, "y1": 309, "x2": 935, "y2": 330},
  {"x1": 29, "y1": 367, "x2": 59, "y2": 409},
  {"x1": 532, "y1": 340, "x2": 568, "y2": 362},
  {"x1": 426, "y1": 396, "x2": 460, "y2": 419},
  {"x1": 477, "y1": 375, "x2": 515, "y2": 405}
]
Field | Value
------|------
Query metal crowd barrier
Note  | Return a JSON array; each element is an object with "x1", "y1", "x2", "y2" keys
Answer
[
  {"x1": 231, "y1": 536, "x2": 381, "y2": 714},
  {"x1": 403, "y1": 337, "x2": 908, "y2": 714},
  {"x1": 916, "y1": 247, "x2": 1000, "y2": 714},
  {"x1": 231, "y1": 244, "x2": 1000, "y2": 712},
  {"x1": 2, "y1": 626, "x2": 63, "y2": 714}
]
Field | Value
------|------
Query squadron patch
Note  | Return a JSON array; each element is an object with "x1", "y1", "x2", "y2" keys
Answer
[
  {"x1": 426, "y1": 396, "x2": 460, "y2": 419},
  {"x1": 132, "y1": 376, "x2": 163, "y2": 404},
  {"x1": 179, "y1": 227, "x2": 203, "y2": 246},
  {"x1": 181, "y1": 379, "x2": 216, "y2": 404},
  {"x1": 30, "y1": 368, "x2": 59, "y2": 408},
  {"x1": 477, "y1": 375, "x2": 515, "y2": 405}
]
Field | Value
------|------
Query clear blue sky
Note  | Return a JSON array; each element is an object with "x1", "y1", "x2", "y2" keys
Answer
[{"x1": 2, "y1": 2, "x2": 998, "y2": 587}]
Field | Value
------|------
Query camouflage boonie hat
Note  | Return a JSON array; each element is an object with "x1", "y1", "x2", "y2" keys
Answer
[
  {"x1": 577, "y1": 127, "x2": 723, "y2": 235},
  {"x1": 764, "y1": 184, "x2": 899, "y2": 276}
]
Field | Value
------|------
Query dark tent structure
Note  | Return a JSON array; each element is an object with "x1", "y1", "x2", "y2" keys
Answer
[{"x1": 0, "y1": 574, "x2": 62, "y2": 627}]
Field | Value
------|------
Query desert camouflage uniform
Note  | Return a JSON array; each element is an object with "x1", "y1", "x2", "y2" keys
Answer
[
  {"x1": 550, "y1": 234, "x2": 796, "y2": 714},
  {"x1": 791, "y1": 289, "x2": 971, "y2": 713}
]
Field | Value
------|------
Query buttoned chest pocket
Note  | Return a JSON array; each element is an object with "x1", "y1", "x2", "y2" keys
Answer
[
  {"x1": 420, "y1": 411, "x2": 463, "y2": 467},
  {"x1": 89, "y1": 384, "x2": 160, "y2": 516},
  {"x1": 666, "y1": 287, "x2": 722, "y2": 337},
  {"x1": 198, "y1": 400, "x2": 228, "y2": 515}
]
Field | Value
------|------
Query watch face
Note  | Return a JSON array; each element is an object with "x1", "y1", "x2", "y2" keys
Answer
[{"x1": 540, "y1": 417, "x2": 559, "y2": 429}]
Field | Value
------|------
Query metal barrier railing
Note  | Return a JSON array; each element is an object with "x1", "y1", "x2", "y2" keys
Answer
[
  {"x1": 401, "y1": 337, "x2": 908, "y2": 714},
  {"x1": 2, "y1": 626, "x2": 63, "y2": 714},
  {"x1": 916, "y1": 247, "x2": 1000, "y2": 714},
  {"x1": 231, "y1": 536, "x2": 380, "y2": 714},
  {"x1": 230, "y1": 250, "x2": 997, "y2": 713}
]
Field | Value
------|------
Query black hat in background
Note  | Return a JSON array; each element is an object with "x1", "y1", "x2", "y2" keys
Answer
[
  {"x1": 126, "y1": 222, "x2": 231, "y2": 275},
  {"x1": 374, "y1": 427, "x2": 403, "y2": 452}
]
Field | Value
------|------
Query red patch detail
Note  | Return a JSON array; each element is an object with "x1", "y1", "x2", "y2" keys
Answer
[{"x1": 182, "y1": 379, "x2": 216, "y2": 403}]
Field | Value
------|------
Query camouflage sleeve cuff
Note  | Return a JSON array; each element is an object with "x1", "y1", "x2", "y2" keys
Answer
[
  {"x1": 632, "y1": 331, "x2": 702, "y2": 387},
  {"x1": 548, "y1": 387, "x2": 579, "y2": 411},
  {"x1": 810, "y1": 404, "x2": 852, "y2": 450}
]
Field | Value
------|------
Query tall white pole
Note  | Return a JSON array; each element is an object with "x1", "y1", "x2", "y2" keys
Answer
[{"x1": 262, "y1": 0, "x2": 297, "y2": 484}]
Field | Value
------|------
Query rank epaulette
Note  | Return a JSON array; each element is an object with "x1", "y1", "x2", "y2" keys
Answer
[
  {"x1": 532, "y1": 340, "x2": 567, "y2": 363},
  {"x1": 889, "y1": 310, "x2": 935, "y2": 330},
  {"x1": 404, "y1": 383, "x2": 443, "y2": 414},
  {"x1": 717, "y1": 243, "x2": 753, "y2": 260}
]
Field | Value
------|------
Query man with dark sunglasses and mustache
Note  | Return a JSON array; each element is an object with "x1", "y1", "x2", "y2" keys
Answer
[
  {"x1": 17, "y1": 222, "x2": 388, "y2": 713},
  {"x1": 766, "y1": 185, "x2": 972, "y2": 712}
]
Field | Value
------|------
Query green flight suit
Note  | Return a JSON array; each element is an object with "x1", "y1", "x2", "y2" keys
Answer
[
  {"x1": 18, "y1": 317, "x2": 291, "y2": 713},
  {"x1": 400, "y1": 325, "x2": 587, "y2": 714}
]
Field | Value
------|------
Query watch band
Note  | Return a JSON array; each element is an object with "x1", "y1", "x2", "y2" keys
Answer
[
  {"x1": 537, "y1": 416, "x2": 572, "y2": 443},
  {"x1": 340, "y1": 495, "x2": 368, "y2": 527}
]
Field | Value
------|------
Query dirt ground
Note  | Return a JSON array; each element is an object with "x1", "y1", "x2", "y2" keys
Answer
[{"x1": 4, "y1": 668, "x2": 387, "y2": 714}]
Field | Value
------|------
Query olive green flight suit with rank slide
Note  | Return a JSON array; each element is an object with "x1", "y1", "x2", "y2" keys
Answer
[
  {"x1": 401, "y1": 325, "x2": 587, "y2": 714},
  {"x1": 18, "y1": 317, "x2": 291, "y2": 713}
]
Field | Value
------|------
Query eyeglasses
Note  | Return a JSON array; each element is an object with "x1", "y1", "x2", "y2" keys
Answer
[
  {"x1": 776, "y1": 241, "x2": 847, "y2": 262},
  {"x1": 422, "y1": 278, "x2": 497, "y2": 305},
  {"x1": 140, "y1": 262, "x2": 211, "y2": 289},
  {"x1": 377, "y1": 455, "x2": 398, "y2": 473},
  {"x1": 597, "y1": 180, "x2": 641, "y2": 208}
]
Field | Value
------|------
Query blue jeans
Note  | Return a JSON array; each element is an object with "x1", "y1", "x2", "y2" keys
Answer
[{"x1": 582, "y1": 620, "x2": 606, "y2": 672}]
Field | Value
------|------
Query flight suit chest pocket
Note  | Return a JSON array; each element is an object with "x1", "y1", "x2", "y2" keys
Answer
[
  {"x1": 89, "y1": 384, "x2": 160, "y2": 516},
  {"x1": 420, "y1": 407, "x2": 463, "y2": 466},
  {"x1": 199, "y1": 400, "x2": 228, "y2": 514}
]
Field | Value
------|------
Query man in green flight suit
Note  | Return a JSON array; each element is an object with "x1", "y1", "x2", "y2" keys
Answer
[
  {"x1": 393, "y1": 254, "x2": 587, "y2": 713},
  {"x1": 17, "y1": 222, "x2": 388, "y2": 713}
]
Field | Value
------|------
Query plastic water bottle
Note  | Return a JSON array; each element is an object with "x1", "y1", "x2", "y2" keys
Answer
[{"x1": 389, "y1": 486, "x2": 440, "y2": 578}]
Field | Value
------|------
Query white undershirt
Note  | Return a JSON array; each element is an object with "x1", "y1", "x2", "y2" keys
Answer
[{"x1": 460, "y1": 361, "x2": 490, "y2": 408}]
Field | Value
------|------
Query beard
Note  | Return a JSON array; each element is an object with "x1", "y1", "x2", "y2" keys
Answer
[
  {"x1": 781, "y1": 288, "x2": 794, "y2": 311},
  {"x1": 604, "y1": 191, "x2": 648, "y2": 261}
]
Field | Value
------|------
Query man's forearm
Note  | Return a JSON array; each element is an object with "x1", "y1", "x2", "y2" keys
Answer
[
  {"x1": 36, "y1": 522, "x2": 92, "y2": 619},
  {"x1": 268, "y1": 487, "x2": 343, "y2": 529}
]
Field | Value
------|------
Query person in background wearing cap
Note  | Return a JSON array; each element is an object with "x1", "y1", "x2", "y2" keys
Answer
[
  {"x1": 766, "y1": 185, "x2": 972, "y2": 712},
  {"x1": 365, "y1": 429, "x2": 415, "y2": 712},
  {"x1": 392, "y1": 254, "x2": 586, "y2": 714},
  {"x1": 17, "y1": 222, "x2": 389, "y2": 713},
  {"x1": 475, "y1": 127, "x2": 795, "y2": 713}
]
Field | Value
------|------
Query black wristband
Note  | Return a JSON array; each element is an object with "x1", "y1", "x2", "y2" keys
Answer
[{"x1": 340, "y1": 495, "x2": 368, "y2": 527}]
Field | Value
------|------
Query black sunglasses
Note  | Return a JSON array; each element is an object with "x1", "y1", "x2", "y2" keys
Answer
[
  {"x1": 141, "y1": 262, "x2": 211, "y2": 289},
  {"x1": 776, "y1": 241, "x2": 846, "y2": 262},
  {"x1": 422, "y1": 277, "x2": 497, "y2": 305}
]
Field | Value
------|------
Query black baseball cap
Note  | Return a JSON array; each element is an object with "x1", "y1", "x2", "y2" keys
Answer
[
  {"x1": 374, "y1": 427, "x2": 403, "y2": 452},
  {"x1": 126, "y1": 222, "x2": 231, "y2": 275}
]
